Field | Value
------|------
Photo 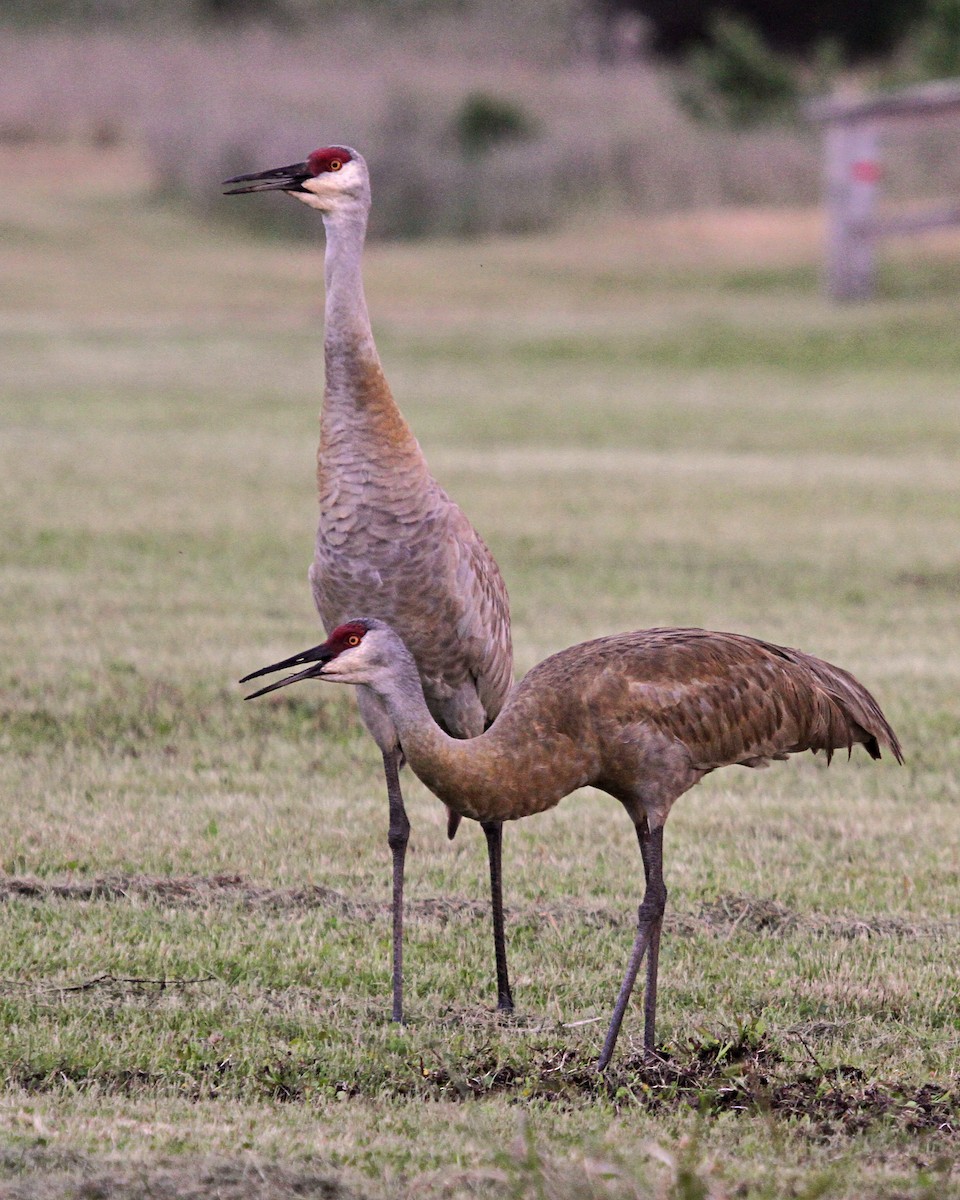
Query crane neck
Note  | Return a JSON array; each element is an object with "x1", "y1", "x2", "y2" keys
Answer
[
  {"x1": 366, "y1": 648, "x2": 464, "y2": 789},
  {"x1": 321, "y1": 206, "x2": 378, "y2": 369},
  {"x1": 367, "y1": 646, "x2": 590, "y2": 826},
  {"x1": 317, "y1": 202, "x2": 426, "y2": 469}
]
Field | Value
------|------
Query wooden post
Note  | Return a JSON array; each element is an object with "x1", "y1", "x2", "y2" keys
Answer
[
  {"x1": 808, "y1": 80, "x2": 960, "y2": 302},
  {"x1": 824, "y1": 121, "x2": 880, "y2": 301}
]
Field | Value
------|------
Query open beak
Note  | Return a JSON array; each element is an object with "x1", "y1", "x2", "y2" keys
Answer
[
  {"x1": 240, "y1": 641, "x2": 334, "y2": 699},
  {"x1": 222, "y1": 161, "x2": 312, "y2": 196}
]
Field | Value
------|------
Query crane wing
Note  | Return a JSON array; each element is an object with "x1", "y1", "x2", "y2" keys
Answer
[
  {"x1": 536, "y1": 628, "x2": 901, "y2": 780},
  {"x1": 618, "y1": 630, "x2": 903, "y2": 770},
  {"x1": 443, "y1": 503, "x2": 514, "y2": 725}
]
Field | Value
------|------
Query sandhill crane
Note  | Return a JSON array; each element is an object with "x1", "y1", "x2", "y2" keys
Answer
[
  {"x1": 223, "y1": 147, "x2": 516, "y2": 1022},
  {"x1": 242, "y1": 617, "x2": 903, "y2": 1068}
]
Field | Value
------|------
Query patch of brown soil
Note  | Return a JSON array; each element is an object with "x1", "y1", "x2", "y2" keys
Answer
[
  {"x1": 3, "y1": 876, "x2": 954, "y2": 943},
  {"x1": 0, "y1": 874, "x2": 371, "y2": 916},
  {"x1": 422, "y1": 1035, "x2": 960, "y2": 1137},
  {"x1": 897, "y1": 569, "x2": 960, "y2": 595},
  {"x1": 700, "y1": 893, "x2": 955, "y2": 940},
  {"x1": 0, "y1": 1150, "x2": 358, "y2": 1200},
  {"x1": 0, "y1": 873, "x2": 608, "y2": 927}
]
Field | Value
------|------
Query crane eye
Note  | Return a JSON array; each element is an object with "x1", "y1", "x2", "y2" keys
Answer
[
  {"x1": 346, "y1": 634, "x2": 360, "y2": 646},
  {"x1": 329, "y1": 159, "x2": 343, "y2": 171}
]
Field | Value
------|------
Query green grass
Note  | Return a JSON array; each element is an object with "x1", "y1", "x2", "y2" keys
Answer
[{"x1": 1, "y1": 146, "x2": 959, "y2": 1199}]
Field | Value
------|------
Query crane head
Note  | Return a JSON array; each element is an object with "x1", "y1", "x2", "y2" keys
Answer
[
  {"x1": 222, "y1": 145, "x2": 368, "y2": 213},
  {"x1": 241, "y1": 617, "x2": 404, "y2": 698}
]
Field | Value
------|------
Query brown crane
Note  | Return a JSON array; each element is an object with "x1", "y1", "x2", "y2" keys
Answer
[
  {"x1": 223, "y1": 146, "x2": 515, "y2": 1023},
  {"x1": 242, "y1": 617, "x2": 903, "y2": 1068}
]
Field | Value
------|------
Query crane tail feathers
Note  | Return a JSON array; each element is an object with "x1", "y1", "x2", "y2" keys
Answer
[
  {"x1": 801, "y1": 653, "x2": 904, "y2": 766},
  {"x1": 754, "y1": 637, "x2": 904, "y2": 767}
]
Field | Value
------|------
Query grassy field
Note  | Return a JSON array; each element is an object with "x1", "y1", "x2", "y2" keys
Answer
[{"x1": 1, "y1": 141, "x2": 959, "y2": 1198}]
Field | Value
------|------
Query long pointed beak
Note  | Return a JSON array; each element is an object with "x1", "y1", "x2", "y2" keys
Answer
[
  {"x1": 240, "y1": 642, "x2": 334, "y2": 699},
  {"x1": 222, "y1": 161, "x2": 312, "y2": 196}
]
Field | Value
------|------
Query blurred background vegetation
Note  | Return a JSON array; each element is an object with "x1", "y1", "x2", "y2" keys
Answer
[{"x1": 1, "y1": 0, "x2": 960, "y2": 237}]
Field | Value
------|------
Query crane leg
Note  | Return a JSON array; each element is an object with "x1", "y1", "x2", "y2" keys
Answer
[
  {"x1": 597, "y1": 822, "x2": 666, "y2": 1071},
  {"x1": 642, "y1": 912, "x2": 662, "y2": 1057},
  {"x1": 383, "y1": 747, "x2": 410, "y2": 1024},
  {"x1": 481, "y1": 820, "x2": 513, "y2": 1011}
]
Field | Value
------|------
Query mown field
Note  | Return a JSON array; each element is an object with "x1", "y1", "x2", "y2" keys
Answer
[{"x1": 1, "y1": 141, "x2": 959, "y2": 1198}]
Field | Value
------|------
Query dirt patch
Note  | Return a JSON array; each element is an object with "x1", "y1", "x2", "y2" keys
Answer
[
  {"x1": 0, "y1": 1151, "x2": 358, "y2": 1200},
  {"x1": 896, "y1": 569, "x2": 960, "y2": 595},
  {"x1": 699, "y1": 893, "x2": 799, "y2": 934},
  {"x1": 3, "y1": 876, "x2": 955, "y2": 943},
  {"x1": 0, "y1": 874, "x2": 381, "y2": 918},
  {"x1": 0, "y1": 873, "x2": 612, "y2": 928},
  {"x1": 616, "y1": 1042, "x2": 959, "y2": 1135},
  {"x1": 5, "y1": 1027, "x2": 959, "y2": 1137},
  {"x1": 698, "y1": 894, "x2": 954, "y2": 941},
  {"x1": 421, "y1": 1035, "x2": 960, "y2": 1137}
]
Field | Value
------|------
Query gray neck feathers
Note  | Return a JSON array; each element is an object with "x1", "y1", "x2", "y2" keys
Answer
[
  {"x1": 371, "y1": 641, "x2": 471, "y2": 790},
  {"x1": 376, "y1": 636, "x2": 445, "y2": 741},
  {"x1": 322, "y1": 206, "x2": 378, "y2": 365}
]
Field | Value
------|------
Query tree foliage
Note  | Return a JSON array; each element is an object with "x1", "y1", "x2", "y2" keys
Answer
[
  {"x1": 677, "y1": 15, "x2": 799, "y2": 128},
  {"x1": 608, "y1": 0, "x2": 924, "y2": 60}
]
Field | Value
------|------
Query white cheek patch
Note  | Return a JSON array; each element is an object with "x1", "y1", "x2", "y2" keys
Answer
[
  {"x1": 338, "y1": 161, "x2": 362, "y2": 186},
  {"x1": 308, "y1": 161, "x2": 362, "y2": 192},
  {"x1": 292, "y1": 187, "x2": 329, "y2": 210},
  {"x1": 297, "y1": 162, "x2": 363, "y2": 211}
]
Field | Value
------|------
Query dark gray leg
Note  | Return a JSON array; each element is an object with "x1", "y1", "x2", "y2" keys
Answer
[
  {"x1": 481, "y1": 820, "x2": 513, "y2": 1012},
  {"x1": 597, "y1": 821, "x2": 666, "y2": 1070},
  {"x1": 383, "y1": 747, "x2": 410, "y2": 1024},
  {"x1": 643, "y1": 914, "x2": 663, "y2": 1056}
]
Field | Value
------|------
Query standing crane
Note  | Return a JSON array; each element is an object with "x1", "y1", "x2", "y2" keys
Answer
[
  {"x1": 242, "y1": 617, "x2": 903, "y2": 1068},
  {"x1": 223, "y1": 146, "x2": 515, "y2": 1023}
]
